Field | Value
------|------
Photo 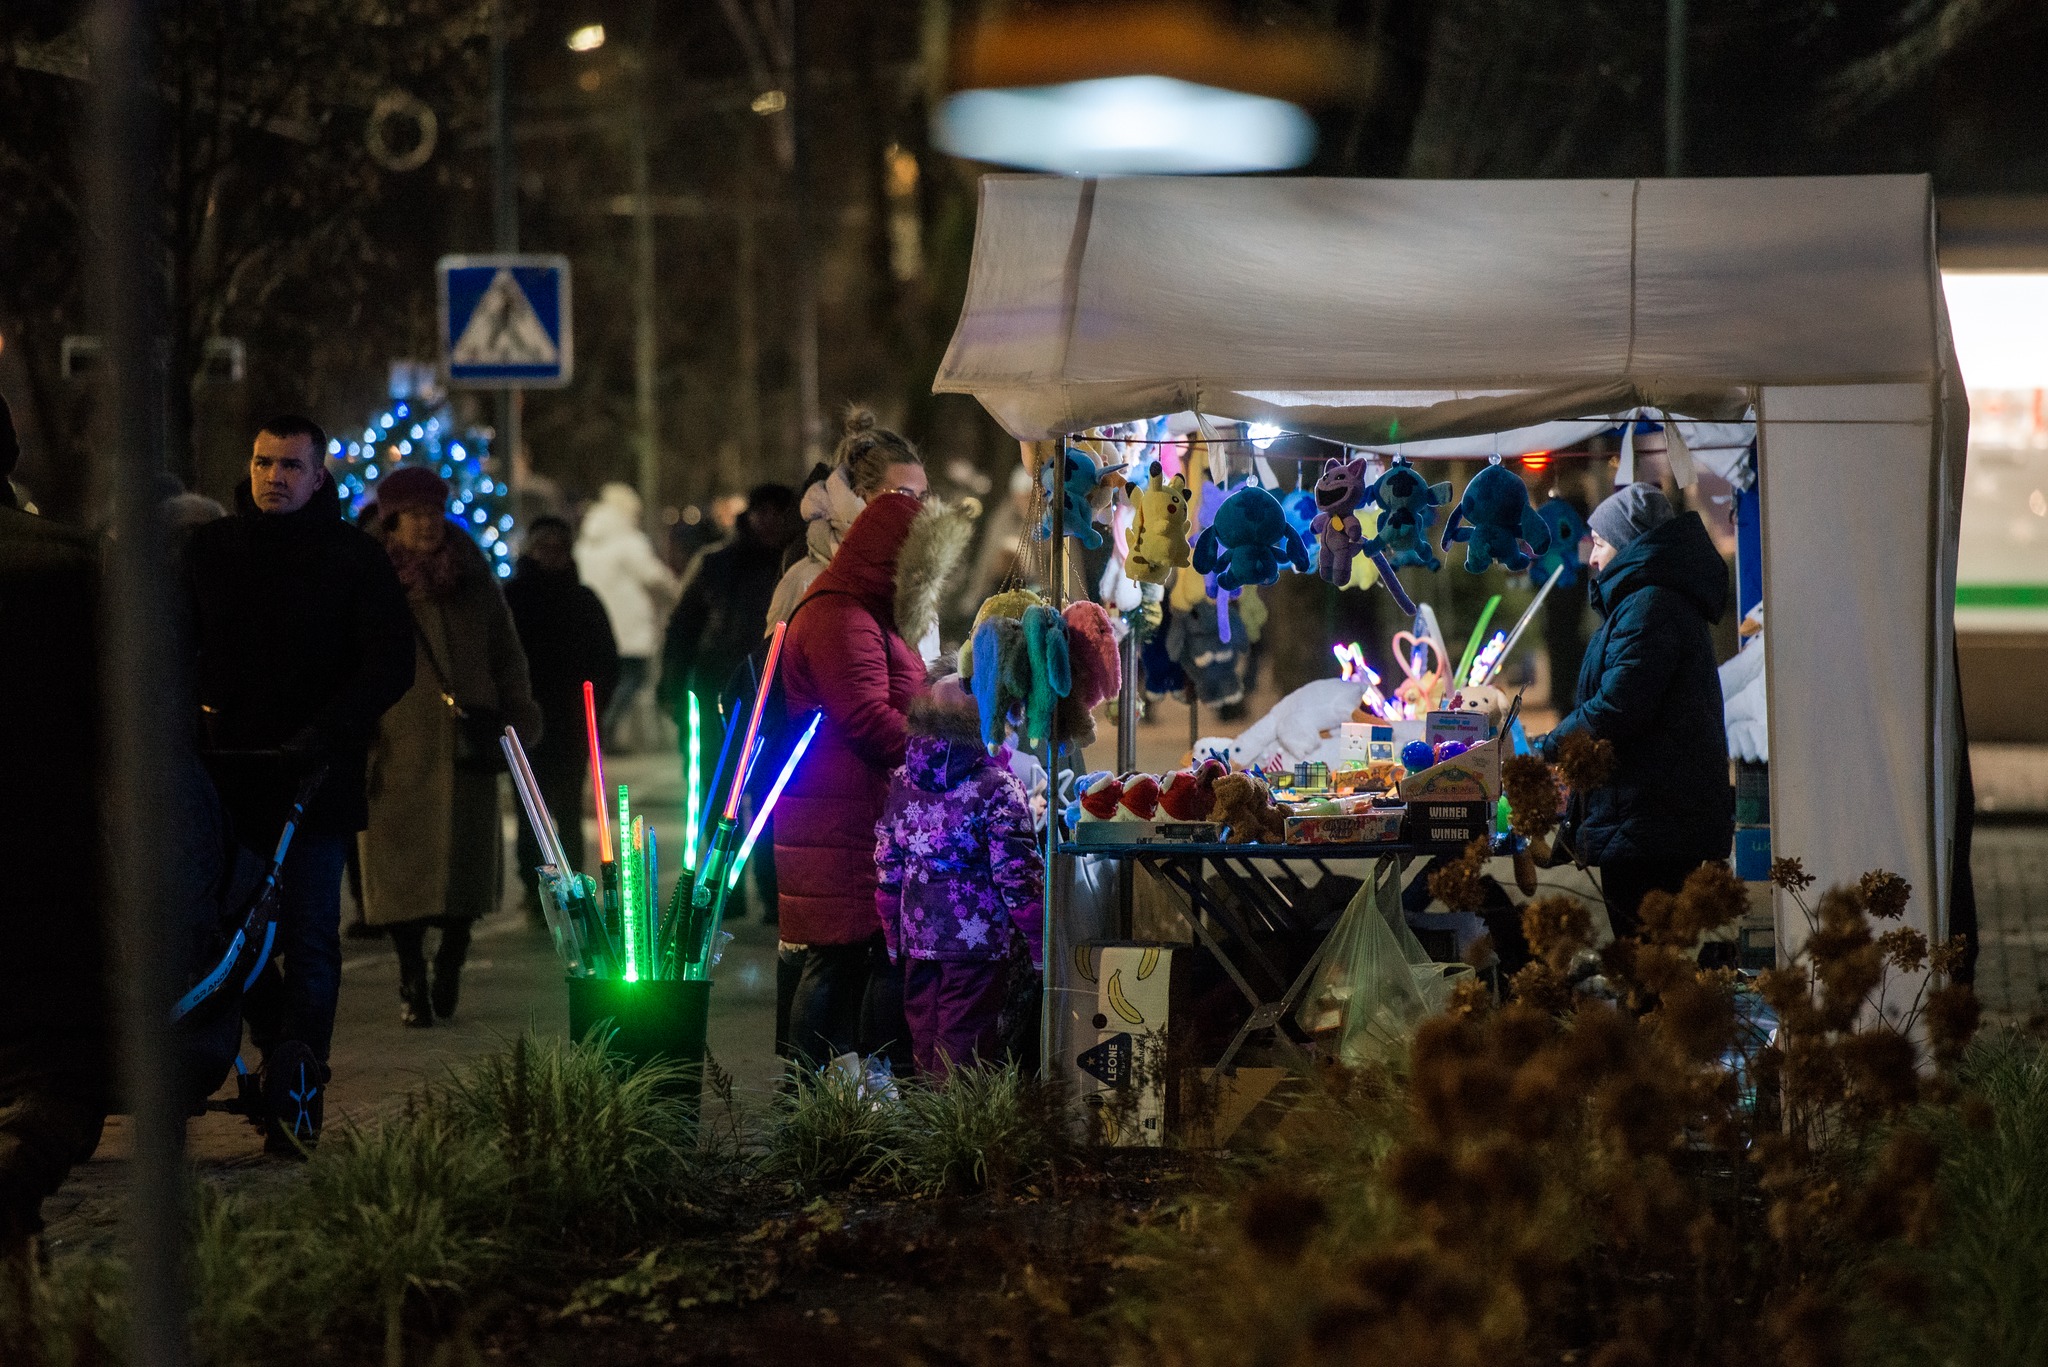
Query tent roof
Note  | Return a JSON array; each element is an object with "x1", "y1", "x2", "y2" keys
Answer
[{"x1": 934, "y1": 174, "x2": 1948, "y2": 443}]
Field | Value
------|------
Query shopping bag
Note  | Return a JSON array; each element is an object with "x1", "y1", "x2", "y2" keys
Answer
[{"x1": 1295, "y1": 870, "x2": 1470, "y2": 1067}]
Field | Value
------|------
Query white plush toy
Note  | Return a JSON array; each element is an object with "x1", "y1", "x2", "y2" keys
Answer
[
  {"x1": 1719, "y1": 604, "x2": 1767, "y2": 763},
  {"x1": 1200, "y1": 677, "x2": 1364, "y2": 771}
]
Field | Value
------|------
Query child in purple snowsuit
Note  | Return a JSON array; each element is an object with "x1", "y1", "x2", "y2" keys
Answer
[{"x1": 874, "y1": 672, "x2": 1044, "y2": 1076}]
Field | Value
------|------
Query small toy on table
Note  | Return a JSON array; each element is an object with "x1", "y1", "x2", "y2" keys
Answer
[
  {"x1": 1211, "y1": 772, "x2": 1287, "y2": 845},
  {"x1": 1401, "y1": 740, "x2": 1437, "y2": 772}
]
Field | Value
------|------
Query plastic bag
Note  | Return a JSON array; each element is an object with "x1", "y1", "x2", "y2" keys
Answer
[{"x1": 1295, "y1": 865, "x2": 1470, "y2": 1067}]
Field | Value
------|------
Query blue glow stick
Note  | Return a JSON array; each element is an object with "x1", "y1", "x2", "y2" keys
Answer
[
  {"x1": 693, "y1": 699, "x2": 744, "y2": 872},
  {"x1": 727, "y1": 711, "x2": 821, "y2": 890}
]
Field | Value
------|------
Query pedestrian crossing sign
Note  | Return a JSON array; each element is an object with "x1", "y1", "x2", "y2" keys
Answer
[{"x1": 438, "y1": 254, "x2": 572, "y2": 388}]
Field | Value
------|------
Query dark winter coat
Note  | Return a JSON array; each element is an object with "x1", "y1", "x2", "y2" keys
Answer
[
  {"x1": 658, "y1": 533, "x2": 790, "y2": 709},
  {"x1": 359, "y1": 526, "x2": 542, "y2": 926},
  {"x1": 505, "y1": 557, "x2": 619, "y2": 774},
  {"x1": 774, "y1": 494, "x2": 930, "y2": 946},
  {"x1": 875, "y1": 728, "x2": 1044, "y2": 966},
  {"x1": 1537, "y1": 511, "x2": 1734, "y2": 867},
  {"x1": 186, "y1": 477, "x2": 414, "y2": 839},
  {"x1": 0, "y1": 502, "x2": 108, "y2": 1073}
]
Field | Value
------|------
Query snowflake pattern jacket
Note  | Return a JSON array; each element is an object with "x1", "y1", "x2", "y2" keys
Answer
[{"x1": 875, "y1": 734, "x2": 1044, "y2": 966}]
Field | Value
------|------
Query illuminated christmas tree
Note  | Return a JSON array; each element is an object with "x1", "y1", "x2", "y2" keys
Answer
[{"x1": 327, "y1": 397, "x2": 517, "y2": 579}]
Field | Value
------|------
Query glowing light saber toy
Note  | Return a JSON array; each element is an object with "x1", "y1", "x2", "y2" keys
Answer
[
  {"x1": 1453, "y1": 594, "x2": 1502, "y2": 691},
  {"x1": 726, "y1": 710, "x2": 821, "y2": 892},
  {"x1": 583, "y1": 681, "x2": 613, "y2": 866},
  {"x1": 727, "y1": 621, "x2": 786, "y2": 815},
  {"x1": 1481, "y1": 562, "x2": 1566, "y2": 686},
  {"x1": 502, "y1": 728, "x2": 568, "y2": 873},
  {"x1": 1467, "y1": 631, "x2": 1508, "y2": 688},
  {"x1": 643, "y1": 823, "x2": 660, "y2": 980},
  {"x1": 619, "y1": 791, "x2": 644, "y2": 981},
  {"x1": 683, "y1": 692, "x2": 702, "y2": 872},
  {"x1": 692, "y1": 699, "x2": 744, "y2": 877}
]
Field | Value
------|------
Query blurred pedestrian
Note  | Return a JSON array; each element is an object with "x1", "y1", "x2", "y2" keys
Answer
[
  {"x1": 358, "y1": 467, "x2": 541, "y2": 1026},
  {"x1": 0, "y1": 393, "x2": 112, "y2": 1248},
  {"x1": 506, "y1": 515, "x2": 620, "y2": 917},
  {"x1": 186, "y1": 415, "x2": 414, "y2": 1153},
  {"x1": 765, "y1": 407, "x2": 928, "y2": 647},
  {"x1": 775, "y1": 491, "x2": 971, "y2": 1070},
  {"x1": 576, "y1": 483, "x2": 677, "y2": 750}
]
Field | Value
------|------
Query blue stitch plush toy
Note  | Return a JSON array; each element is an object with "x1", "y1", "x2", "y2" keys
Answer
[
  {"x1": 1528, "y1": 497, "x2": 1588, "y2": 587},
  {"x1": 1441, "y1": 462, "x2": 1552, "y2": 573},
  {"x1": 1192, "y1": 484, "x2": 1311, "y2": 591},
  {"x1": 1037, "y1": 445, "x2": 1121, "y2": 550},
  {"x1": 1361, "y1": 459, "x2": 1453, "y2": 572},
  {"x1": 1308, "y1": 456, "x2": 1371, "y2": 585}
]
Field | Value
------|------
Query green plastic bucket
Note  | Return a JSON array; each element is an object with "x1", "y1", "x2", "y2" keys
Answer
[{"x1": 567, "y1": 976, "x2": 711, "y2": 1084}]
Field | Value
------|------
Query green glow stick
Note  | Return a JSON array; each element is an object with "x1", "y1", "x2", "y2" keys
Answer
[
  {"x1": 618, "y1": 786, "x2": 642, "y2": 982},
  {"x1": 683, "y1": 692, "x2": 702, "y2": 872},
  {"x1": 1453, "y1": 594, "x2": 1502, "y2": 693}
]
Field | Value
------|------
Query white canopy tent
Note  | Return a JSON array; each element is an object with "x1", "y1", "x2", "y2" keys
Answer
[{"x1": 934, "y1": 173, "x2": 1968, "y2": 978}]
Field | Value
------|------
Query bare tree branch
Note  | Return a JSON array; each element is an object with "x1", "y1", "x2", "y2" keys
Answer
[{"x1": 1818, "y1": 0, "x2": 2028, "y2": 126}]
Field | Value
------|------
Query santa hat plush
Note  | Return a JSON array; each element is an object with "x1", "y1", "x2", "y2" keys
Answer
[
  {"x1": 1117, "y1": 773, "x2": 1161, "y2": 821},
  {"x1": 1078, "y1": 773, "x2": 1124, "y2": 821},
  {"x1": 1158, "y1": 769, "x2": 1213, "y2": 822}
]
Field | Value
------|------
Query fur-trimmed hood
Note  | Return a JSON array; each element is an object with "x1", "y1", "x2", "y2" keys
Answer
[{"x1": 893, "y1": 499, "x2": 975, "y2": 648}]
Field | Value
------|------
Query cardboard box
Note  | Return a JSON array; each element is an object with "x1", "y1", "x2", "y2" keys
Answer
[
  {"x1": 1285, "y1": 808, "x2": 1406, "y2": 845},
  {"x1": 1398, "y1": 739, "x2": 1502, "y2": 803},
  {"x1": 1425, "y1": 710, "x2": 1490, "y2": 750},
  {"x1": 1402, "y1": 797, "x2": 1493, "y2": 851},
  {"x1": 1064, "y1": 943, "x2": 1192, "y2": 1147}
]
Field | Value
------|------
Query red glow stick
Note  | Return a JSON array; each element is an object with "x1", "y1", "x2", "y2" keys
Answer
[
  {"x1": 584, "y1": 680, "x2": 613, "y2": 865},
  {"x1": 725, "y1": 621, "x2": 786, "y2": 821}
]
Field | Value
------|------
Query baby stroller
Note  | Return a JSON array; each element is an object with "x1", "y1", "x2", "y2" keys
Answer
[{"x1": 169, "y1": 752, "x2": 328, "y2": 1154}]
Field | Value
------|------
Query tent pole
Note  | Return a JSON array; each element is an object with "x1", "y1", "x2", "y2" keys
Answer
[
  {"x1": 1042, "y1": 438, "x2": 1068, "y2": 1079},
  {"x1": 1665, "y1": 0, "x2": 1687, "y2": 177}
]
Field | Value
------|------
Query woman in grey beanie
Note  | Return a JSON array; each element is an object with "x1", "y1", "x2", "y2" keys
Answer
[{"x1": 1536, "y1": 482, "x2": 1734, "y2": 941}]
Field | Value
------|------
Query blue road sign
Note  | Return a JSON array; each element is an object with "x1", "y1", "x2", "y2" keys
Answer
[{"x1": 438, "y1": 254, "x2": 572, "y2": 388}]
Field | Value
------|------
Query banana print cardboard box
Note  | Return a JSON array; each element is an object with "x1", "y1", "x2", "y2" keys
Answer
[{"x1": 1063, "y1": 942, "x2": 1193, "y2": 1147}]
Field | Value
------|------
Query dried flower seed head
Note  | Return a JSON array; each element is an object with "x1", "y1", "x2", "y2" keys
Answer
[
  {"x1": 1629, "y1": 944, "x2": 1698, "y2": 997},
  {"x1": 1928, "y1": 934, "x2": 1970, "y2": 980},
  {"x1": 1769, "y1": 857, "x2": 1816, "y2": 891},
  {"x1": 1427, "y1": 838, "x2": 1493, "y2": 914},
  {"x1": 1384, "y1": 1140, "x2": 1456, "y2": 1211},
  {"x1": 1768, "y1": 1286, "x2": 1851, "y2": 1367},
  {"x1": 1857, "y1": 869, "x2": 1911, "y2": 921},
  {"x1": 1501, "y1": 754, "x2": 1561, "y2": 840},
  {"x1": 1521, "y1": 896, "x2": 1594, "y2": 972},
  {"x1": 1508, "y1": 960, "x2": 1576, "y2": 1017},
  {"x1": 1671, "y1": 861, "x2": 1750, "y2": 939},
  {"x1": 1447, "y1": 975, "x2": 1494, "y2": 1021},
  {"x1": 1238, "y1": 1179, "x2": 1329, "y2": 1263},
  {"x1": 1460, "y1": 933, "x2": 1496, "y2": 971},
  {"x1": 1875, "y1": 926, "x2": 1928, "y2": 974},
  {"x1": 1648, "y1": 977, "x2": 1738, "y2": 1064},
  {"x1": 1487, "y1": 1001, "x2": 1557, "y2": 1067},
  {"x1": 1816, "y1": 943, "x2": 1884, "y2": 1031},
  {"x1": 1836, "y1": 1028, "x2": 1920, "y2": 1117},
  {"x1": 1554, "y1": 730, "x2": 1616, "y2": 791},
  {"x1": 1922, "y1": 982, "x2": 1982, "y2": 1066}
]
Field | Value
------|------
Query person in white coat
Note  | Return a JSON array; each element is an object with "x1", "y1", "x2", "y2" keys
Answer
[{"x1": 576, "y1": 482, "x2": 678, "y2": 747}]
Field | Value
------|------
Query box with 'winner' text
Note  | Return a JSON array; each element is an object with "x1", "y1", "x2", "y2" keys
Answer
[{"x1": 1401, "y1": 798, "x2": 1492, "y2": 852}]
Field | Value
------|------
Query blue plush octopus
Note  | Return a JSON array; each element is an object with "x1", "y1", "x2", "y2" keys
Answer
[
  {"x1": 1037, "y1": 445, "x2": 1121, "y2": 550},
  {"x1": 1362, "y1": 459, "x2": 1453, "y2": 572},
  {"x1": 1528, "y1": 498, "x2": 1588, "y2": 587},
  {"x1": 1192, "y1": 484, "x2": 1310, "y2": 591},
  {"x1": 1441, "y1": 462, "x2": 1552, "y2": 573}
]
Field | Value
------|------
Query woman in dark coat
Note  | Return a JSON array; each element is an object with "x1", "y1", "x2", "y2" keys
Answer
[
  {"x1": 774, "y1": 491, "x2": 971, "y2": 1067},
  {"x1": 360, "y1": 468, "x2": 542, "y2": 1025},
  {"x1": 1537, "y1": 483, "x2": 1734, "y2": 941}
]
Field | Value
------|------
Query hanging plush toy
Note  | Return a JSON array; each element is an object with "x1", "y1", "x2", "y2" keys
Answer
[
  {"x1": 1361, "y1": 459, "x2": 1453, "y2": 572},
  {"x1": 1020, "y1": 603, "x2": 1072, "y2": 748},
  {"x1": 1283, "y1": 487, "x2": 1320, "y2": 548},
  {"x1": 1056, "y1": 600, "x2": 1120, "y2": 749},
  {"x1": 1037, "y1": 445, "x2": 1123, "y2": 550},
  {"x1": 1308, "y1": 456, "x2": 1371, "y2": 585},
  {"x1": 1192, "y1": 484, "x2": 1311, "y2": 592},
  {"x1": 1528, "y1": 498, "x2": 1588, "y2": 588},
  {"x1": 959, "y1": 587, "x2": 1045, "y2": 679},
  {"x1": 1124, "y1": 462, "x2": 1193, "y2": 583},
  {"x1": 968, "y1": 614, "x2": 1030, "y2": 750},
  {"x1": 1441, "y1": 462, "x2": 1552, "y2": 573}
]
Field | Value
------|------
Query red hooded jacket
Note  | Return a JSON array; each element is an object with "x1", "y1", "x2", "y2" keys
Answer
[{"x1": 774, "y1": 493, "x2": 928, "y2": 945}]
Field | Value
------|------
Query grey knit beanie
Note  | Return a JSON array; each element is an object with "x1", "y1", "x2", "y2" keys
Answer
[{"x1": 1588, "y1": 482, "x2": 1674, "y2": 552}]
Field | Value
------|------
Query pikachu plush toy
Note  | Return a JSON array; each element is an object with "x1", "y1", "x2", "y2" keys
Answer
[{"x1": 1124, "y1": 461, "x2": 1193, "y2": 584}]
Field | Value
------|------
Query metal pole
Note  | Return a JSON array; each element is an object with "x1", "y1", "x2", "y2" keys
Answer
[
  {"x1": 90, "y1": 0, "x2": 187, "y2": 1359},
  {"x1": 1041, "y1": 441, "x2": 1068, "y2": 1078},
  {"x1": 1665, "y1": 0, "x2": 1686, "y2": 177},
  {"x1": 628, "y1": 48, "x2": 661, "y2": 522},
  {"x1": 789, "y1": 0, "x2": 822, "y2": 465},
  {"x1": 492, "y1": 0, "x2": 522, "y2": 486}
]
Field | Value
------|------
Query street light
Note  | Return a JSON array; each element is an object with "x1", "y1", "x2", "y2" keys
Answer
[{"x1": 567, "y1": 23, "x2": 606, "y2": 53}]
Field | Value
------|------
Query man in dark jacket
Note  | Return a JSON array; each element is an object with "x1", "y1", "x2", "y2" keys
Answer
[
  {"x1": 1537, "y1": 483, "x2": 1733, "y2": 942},
  {"x1": 0, "y1": 395, "x2": 111, "y2": 1252},
  {"x1": 505, "y1": 515, "x2": 620, "y2": 907},
  {"x1": 185, "y1": 415, "x2": 413, "y2": 1152},
  {"x1": 657, "y1": 483, "x2": 800, "y2": 709}
]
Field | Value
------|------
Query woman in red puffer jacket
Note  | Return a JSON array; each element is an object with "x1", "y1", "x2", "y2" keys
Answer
[{"x1": 775, "y1": 487, "x2": 971, "y2": 1069}]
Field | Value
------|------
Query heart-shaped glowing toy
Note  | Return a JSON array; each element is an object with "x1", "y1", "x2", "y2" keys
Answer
[{"x1": 1389, "y1": 630, "x2": 1448, "y2": 716}]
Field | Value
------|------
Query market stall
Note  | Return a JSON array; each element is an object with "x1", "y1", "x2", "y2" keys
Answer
[{"x1": 934, "y1": 174, "x2": 1967, "y2": 1093}]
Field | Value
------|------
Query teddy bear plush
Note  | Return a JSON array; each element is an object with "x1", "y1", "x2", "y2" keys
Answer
[
  {"x1": 1193, "y1": 485, "x2": 1311, "y2": 592},
  {"x1": 1124, "y1": 462, "x2": 1193, "y2": 583},
  {"x1": 1308, "y1": 456, "x2": 1372, "y2": 585},
  {"x1": 1362, "y1": 459, "x2": 1453, "y2": 572},
  {"x1": 1211, "y1": 771, "x2": 1286, "y2": 844},
  {"x1": 1441, "y1": 462, "x2": 1552, "y2": 574}
]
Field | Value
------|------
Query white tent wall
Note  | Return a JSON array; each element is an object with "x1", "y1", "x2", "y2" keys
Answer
[{"x1": 1758, "y1": 385, "x2": 1954, "y2": 1003}]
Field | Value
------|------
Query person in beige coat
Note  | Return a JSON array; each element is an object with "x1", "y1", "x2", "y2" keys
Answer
[{"x1": 360, "y1": 467, "x2": 542, "y2": 1026}]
